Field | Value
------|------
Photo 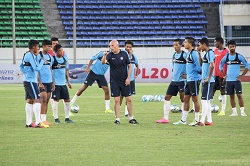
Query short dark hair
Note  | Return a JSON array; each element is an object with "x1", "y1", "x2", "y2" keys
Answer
[
  {"x1": 174, "y1": 38, "x2": 182, "y2": 45},
  {"x1": 42, "y1": 39, "x2": 52, "y2": 46},
  {"x1": 124, "y1": 40, "x2": 134, "y2": 47},
  {"x1": 227, "y1": 40, "x2": 236, "y2": 46},
  {"x1": 54, "y1": 44, "x2": 62, "y2": 52},
  {"x1": 185, "y1": 36, "x2": 195, "y2": 47},
  {"x1": 28, "y1": 39, "x2": 39, "y2": 49},
  {"x1": 51, "y1": 37, "x2": 59, "y2": 42},
  {"x1": 215, "y1": 36, "x2": 224, "y2": 44},
  {"x1": 198, "y1": 37, "x2": 209, "y2": 47}
]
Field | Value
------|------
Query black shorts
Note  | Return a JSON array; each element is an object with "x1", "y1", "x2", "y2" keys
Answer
[
  {"x1": 52, "y1": 85, "x2": 70, "y2": 100},
  {"x1": 166, "y1": 81, "x2": 185, "y2": 96},
  {"x1": 40, "y1": 82, "x2": 53, "y2": 93},
  {"x1": 201, "y1": 82, "x2": 215, "y2": 100},
  {"x1": 185, "y1": 81, "x2": 200, "y2": 96},
  {"x1": 213, "y1": 76, "x2": 225, "y2": 90},
  {"x1": 23, "y1": 81, "x2": 40, "y2": 100},
  {"x1": 130, "y1": 80, "x2": 136, "y2": 95},
  {"x1": 84, "y1": 70, "x2": 108, "y2": 88},
  {"x1": 110, "y1": 81, "x2": 131, "y2": 97},
  {"x1": 226, "y1": 81, "x2": 242, "y2": 95}
]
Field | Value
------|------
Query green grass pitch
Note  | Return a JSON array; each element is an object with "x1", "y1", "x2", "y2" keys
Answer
[{"x1": 0, "y1": 83, "x2": 250, "y2": 166}]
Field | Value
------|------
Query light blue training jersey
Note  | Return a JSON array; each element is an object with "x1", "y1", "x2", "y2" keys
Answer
[
  {"x1": 19, "y1": 52, "x2": 45, "y2": 83},
  {"x1": 129, "y1": 54, "x2": 139, "y2": 81},
  {"x1": 219, "y1": 53, "x2": 249, "y2": 81},
  {"x1": 202, "y1": 49, "x2": 215, "y2": 83},
  {"x1": 52, "y1": 56, "x2": 69, "y2": 85},
  {"x1": 172, "y1": 51, "x2": 187, "y2": 82},
  {"x1": 186, "y1": 49, "x2": 202, "y2": 82},
  {"x1": 91, "y1": 51, "x2": 109, "y2": 75},
  {"x1": 37, "y1": 52, "x2": 53, "y2": 83}
]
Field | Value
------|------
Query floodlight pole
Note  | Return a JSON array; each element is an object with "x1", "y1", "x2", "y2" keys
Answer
[
  {"x1": 12, "y1": 0, "x2": 16, "y2": 64},
  {"x1": 73, "y1": 0, "x2": 76, "y2": 64}
]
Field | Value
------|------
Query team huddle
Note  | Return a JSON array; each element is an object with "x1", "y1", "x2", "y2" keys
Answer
[
  {"x1": 20, "y1": 36, "x2": 248, "y2": 128},
  {"x1": 156, "y1": 37, "x2": 249, "y2": 126}
]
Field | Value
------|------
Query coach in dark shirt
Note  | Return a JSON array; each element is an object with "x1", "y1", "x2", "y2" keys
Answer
[{"x1": 102, "y1": 40, "x2": 139, "y2": 125}]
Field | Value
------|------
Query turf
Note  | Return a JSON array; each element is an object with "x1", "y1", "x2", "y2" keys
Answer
[{"x1": 0, "y1": 83, "x2": 249, "y2": 166}]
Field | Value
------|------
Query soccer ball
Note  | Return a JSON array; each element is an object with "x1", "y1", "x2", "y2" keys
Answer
[
  {"x1": 70, "y1": 104, "x2": 79, "y2": 113},
  {"x1": 211, "y1": 104, "x2": 219, "y2": 113},
  {"x1": 141, "y1": 95, "x2": 150, "y2": 102},
  {"x1": 218, "y1": 95, "x2": 222, "y2": 102},
  {"x1": 148, "y1": 95, "x2": 155, "y2": 101},
  {"x1": 154, "y1": 94, "x2": 165, "y2": 102},
  {"x1": 170, "y1": 104, "x2": 180, "y2": 113}
]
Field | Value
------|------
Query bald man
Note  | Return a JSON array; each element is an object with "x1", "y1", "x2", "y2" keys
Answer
[{"x1": 102, "y1": 40, "x2": 139, "y2": 124}]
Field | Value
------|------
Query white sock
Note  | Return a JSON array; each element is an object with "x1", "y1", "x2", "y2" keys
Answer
[
  {"x1": 125, "y1": 105, "x2": 128, "y2": 115},
  {"x1": 232, "y1": 107, "x2": 237, "y2": 114},
  {"x1": 181, "y1": 110, "x2": 188, "y2": 122},
  {"x1": 25, "y1": 103, "x2": 33, "y2": 125},
  {"x1": 240, "y1": 107, "x2": 245, "y2": 114},
  {"x1": 64, "y1": 102, "x2": 70, "y2": 118},
  {"x1": 53, "y1": 101, "x2": 59, "y2": 119},
  {"x1": 105, "y1": 100, "x2": 110, "y2": 110},
  {"x1": 195, "y1": 112, "x2": 199, "y2": 122},
  {"x1": 181, "y1": 102, "x2": 184, "y2": 111},
  {"x1": 71, "y1": 94, "x2": 78, "y2": 105},
  {"x1": 33, "y1": 103, "x2": 41, "y2": 125},
  {"x1": 207, "y1": 100, "x2": 213, "y2": 122},
  {"x1": 163, "y1": 100, "x2": 170, "y2": 120},
  {"x1": 116, "y1": 118, "x2": 120, "y2": 121},
  {"x1": 200, "y1": 100, "x2": 208, "y2": 123},
  {"x1": 192, "y1": 102, "x2": 195, "y2": 110},
  {"x1": 129, "y1": 116, "x2": 134, "y2": 120},
  {"x1": 221, "y1": 95, "x2": 226, "y2": 112},
  {"x1": 50, "y1": 98, "x2": 54, "y2": 109},
  {"x1": 41, "y1": 114, "x2": 46, "y2": 122}
]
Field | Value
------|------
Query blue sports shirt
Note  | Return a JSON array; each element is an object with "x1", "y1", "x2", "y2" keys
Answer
[
  {"x1": 219, "y1": 53, "x2": 249, "y2": 81},
  {"x1": 52, "y1": 56, "x2": 69, "y2": 85},
  {"x1": 172, "y1": 51, "x2": 187, "y2": 82},
  {"x1": 91, "y1": 51, "x2": 109, "y2": 75},
  {"x1": 201, "y1": 49, "x2": 215, "y2": 83},
  {"x1": 186, "y1": 50, "x2": 202, "y2": 82},
  {"x1": 38, "y1": 52, "x2": 53, "y2": 83},
  {"x1": 19, "y1": 52, "x2": 45, "y2": 83}
]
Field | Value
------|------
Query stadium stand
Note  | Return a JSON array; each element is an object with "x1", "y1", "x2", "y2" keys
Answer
[
  {"x1": 0, "y1": 0, "x2": 50, "y2": 47},
  {"x1": 56, "y1": 0, "x2": 221, "y2": 47}
]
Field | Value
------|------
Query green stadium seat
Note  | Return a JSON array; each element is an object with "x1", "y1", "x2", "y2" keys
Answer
[
  {"x1": 31, "y1": 16, "x2": 38, "y2": 19},
  {"x1": 16, "y1": 16, "x2": 23, "y2": 19},
  {"x1": 1, "y1": 11, "x2": 8, "y2": 14},
  {"x1": 38, "y1": 16, "x2": 44, "y2": 20},
  {"x1": 33, "y1": 27, "x2": 41, "y2": 30},
  {"x1": 27, "y1": 27, "x2": 34, "y2": 30},
  {"x1": 41, "y1": 27, "x2": 47, "y2": 30},
  {"x1": 43, "y1": 32, "x2": 49, "y2": 35},
  {"x1": 0, "y1": 5, "x2": 6, "y2": 8},
  {"x1": 28, "y1": 32, "x2": 36, "y2": 35},
  {"x1": 19, "y1": 27, "x2": 26, "y2": 30},
  {"x1": 4, "y1": 21, "x2": 11, "y2": 25},
  {"x1": 15, "y1": 11, "x2": 22, "y2": 14},
  {"x1": 7, "y1": 31, "x2": 12, "y2": 35},
  {"x1": 35, "y1": 32, "x2": 43, "y2": 36},
  {"x1": 24, "y1": 16, "x2": 30, "y2": 19}
]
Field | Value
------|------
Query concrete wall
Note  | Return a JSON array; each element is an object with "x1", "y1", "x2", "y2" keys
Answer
[
  {"x1": 223, "y1": 4, "x2": 250, "y2": 26},
  {"x1": 1, "y1": 46, "x2": 250, "y2": 64}
]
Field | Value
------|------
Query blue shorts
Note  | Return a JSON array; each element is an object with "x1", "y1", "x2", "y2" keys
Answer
[
  {"x1": 40, "y1": 82, "x2": 53, "y2": 93},
  {"x1": 226, "y1": 81, "x2": 242, "y2": 95},
  {"x1": 213, "y1": 76, "x2": 225, "y2": 90},
  {"x1": 84, "y1": 70, "x2": 108, "y2": 88},
  {"x1": 110, "y1": 81, "x2": 131, "y2": 97},
  {"x1": 23, "y1": 81, "x2": 40, "y2": 100},
  {"x1": 52, "y1": 85, "x2": 70, "y2": 100},
  {"x1": 201, "y1": 82, "x2": 215, "y2": 100},
  {"x1": 185, "y1": 81, "x2": 200, "y2": 96},
  {"x1": 166, "y1": 81, "x2": 185, "y2": 96}
]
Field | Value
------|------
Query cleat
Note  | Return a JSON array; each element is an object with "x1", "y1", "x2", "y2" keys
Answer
[
  {"x1": 69, "y1": 111, "x2": 74, "y2": 116},
  {"x1": 40, "y1": 122, "x2": 49, "y2": 128},
  {"x1": 65, "y1": 118, "x2": 74, "y2": 123},
  {"x1": 229, "y1": 113, "x2": 238, "y2": 116},
  {"x1": 25, "y1": 124, "x2": 34, "y2": 128},
  {"x1": 205, "y1": 121, "x2": 214, "y2": 126},
  {"x1": 156, "y1": 118, "x2": 169, "y2": 124},
  {"x1": 188, "y1": 120, "x2": 198, "y2": 126},
  {"x1": 129, "y1": 119, "x2": 139, "y2": 124},
  {"x1": 218, "y1": 111, "x2": 225, "y2": 116},
  {"x1": 114, "y1": 120, "x2": 120, "y2": 124},
  {"x1": 173, "y1": 120, "x2": 186, "y2": 125},
  {"x1": 196, "y1": 122, "x2": 205, "y2": 126},
  {"x1": 55, "y1": 118, "x2": 61, "y2": 124},
  {"x1": 189, "y1": 109, "x2": 194, "y2": 113},
  {"x1": 241, "y1": 112, "x2": 247, "y2": 116},
  {"x1": 105, "y1": 109, "x2": 114, "y2": 114},
  {"x1": 42, "y1": 121, "x2": 51, "y2": 125}
]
